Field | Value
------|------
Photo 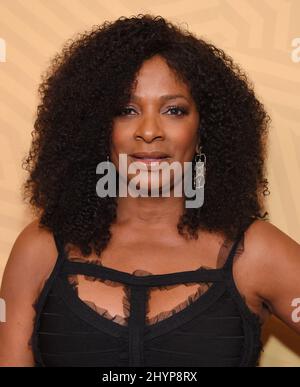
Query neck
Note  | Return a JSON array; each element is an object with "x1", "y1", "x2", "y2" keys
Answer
[{"x1": 115, "y1": 195, "x2": 186, "y2": 228}]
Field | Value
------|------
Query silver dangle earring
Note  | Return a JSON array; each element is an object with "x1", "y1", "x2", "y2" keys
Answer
[
  {"x1": 193, "y1": 145, "x2": 206, "y2": 190},
  {"x1": 106, "y1": 154, "x2": 110, "y2": 162}
]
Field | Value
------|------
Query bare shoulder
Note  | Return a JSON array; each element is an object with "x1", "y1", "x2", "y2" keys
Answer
[
  {"x1": 242, "y1": 219, "x2": 299, "y2": 264},
  {"x1": 1, "y1": 218, "x2": 59, "y2": 297},
  {"x1": 0, "y1": 220, "x2": 59, "y2": 365},
  {"x1": 235, "y1": 219, "x2": 300, "y2": 322}
]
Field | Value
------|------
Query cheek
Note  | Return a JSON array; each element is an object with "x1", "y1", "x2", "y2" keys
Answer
[
  {"x1": 167, "y1": 113, "x2": 199, "y2": 156},
  {"x1": 110, "y1": 127, "x2": 129, "y2": 154},
  {"x1": 169, "y1": 131, "x2": 198, "y2": 161},
  {"x1": 110, "y1": 127, "x2": 134, "y2": 175}
]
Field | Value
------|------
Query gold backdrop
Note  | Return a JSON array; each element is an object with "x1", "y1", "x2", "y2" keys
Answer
[{"x1": 0, "y1": 0, "x2": 299, "y2": 366}]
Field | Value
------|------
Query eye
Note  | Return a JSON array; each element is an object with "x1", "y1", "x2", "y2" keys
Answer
[
  {"x1": 119, "y1": 107, "x2": 136, "y2": 116},
  {"x1": 166, "y1": 106, "x2": 188, "y2": 116},
  {"x1": 118, "y1": 105, "x2": 189, "y2": 117}
]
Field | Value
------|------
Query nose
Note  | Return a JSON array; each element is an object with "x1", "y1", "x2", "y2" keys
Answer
[{"x1": 134, "y1": 116, "x2": 165, "y2": 143}]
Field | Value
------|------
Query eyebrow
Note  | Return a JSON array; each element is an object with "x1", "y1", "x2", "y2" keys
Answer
[{"x1": 130, "y1": 94, "x2": 190, "y2": 102}]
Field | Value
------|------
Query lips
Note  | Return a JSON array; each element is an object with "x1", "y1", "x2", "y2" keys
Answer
[
  {"x1": 130, "y1": 151, "x2": 170, "y2": 168},
  {"x1": 130, "y1": 151, "x2": 170, "y2": 160}
]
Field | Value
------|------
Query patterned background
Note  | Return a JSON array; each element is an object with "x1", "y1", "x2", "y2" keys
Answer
[{"x1": 0, "y1": 0, "x2": 299, "y2": 366}]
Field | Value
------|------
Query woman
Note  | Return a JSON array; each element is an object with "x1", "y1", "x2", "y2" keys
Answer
[{"x1": 0, "y1": 14, "x2": 299, "y2": 367}]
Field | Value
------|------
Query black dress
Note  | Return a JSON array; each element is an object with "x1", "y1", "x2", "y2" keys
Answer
[{"x1": 31, "y1": 229, "x2": 263, "y2": 367}]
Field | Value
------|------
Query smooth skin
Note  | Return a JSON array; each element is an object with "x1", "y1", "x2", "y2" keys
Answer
[{"x1": 0, "y1": 55, "x2": 299, "y2": 366}]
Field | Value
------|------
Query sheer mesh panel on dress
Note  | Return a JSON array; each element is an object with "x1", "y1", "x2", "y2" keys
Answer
[{"x1": 65, "y1": 235, "x2": 244, "y2": 327}]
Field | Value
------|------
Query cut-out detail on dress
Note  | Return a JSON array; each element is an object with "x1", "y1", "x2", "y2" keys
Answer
[
  {"x1": 65, "y1": 236, "x2": 245, "y2": 327},
  {"x1": 67, "y1": 268, "x2": 213, "y2": 326}
]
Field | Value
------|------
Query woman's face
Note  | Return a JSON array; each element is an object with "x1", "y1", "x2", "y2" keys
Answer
[{"x1": 111, "y1": 54, "x2": 200, "y2": 195}]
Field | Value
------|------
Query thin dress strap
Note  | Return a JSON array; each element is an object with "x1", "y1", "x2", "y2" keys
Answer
[
  {"x1": 53, "y1": 231, "x2": 66, "y2": 262},
  {"x1": 221, "y1": 231, "x2": 245, "y2": 271}
]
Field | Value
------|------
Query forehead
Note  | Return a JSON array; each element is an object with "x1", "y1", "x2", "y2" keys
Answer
[{"x1": 131, "y1": 55, "x2": 191, "y2": 97}]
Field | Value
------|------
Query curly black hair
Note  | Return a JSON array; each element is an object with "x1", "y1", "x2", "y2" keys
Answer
[{"x1": 22, "y1": 13, "x2": 271, "y2": 257}]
